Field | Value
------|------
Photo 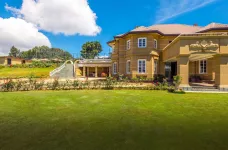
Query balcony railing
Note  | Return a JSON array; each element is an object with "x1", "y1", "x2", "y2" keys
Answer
[{"x1": 78, "y1": 59, "x2": 112, "y2": 64}]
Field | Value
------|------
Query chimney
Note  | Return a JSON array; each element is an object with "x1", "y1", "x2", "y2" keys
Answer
[
  {"x1": 135, "y1": 26, "x2": 140, "y2": 29},
  {"x1": 193, "y1": 23, "x2": 198, "y2": 26}
]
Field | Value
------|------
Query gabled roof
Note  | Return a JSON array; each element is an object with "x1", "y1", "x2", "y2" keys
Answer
[{"x1": 113, "y1": 23, "x2": 228, "y2": 38}]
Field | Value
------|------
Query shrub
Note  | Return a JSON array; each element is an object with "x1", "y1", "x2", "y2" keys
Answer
[
  {"x1": 0, "y1": 77, "x2": 175, "y2": 92},
  {"x1": 1, "y1": 79, "x2": 15, "y2": 92},
  {"x1": 93, "y1": 80, "x2": 100, "y2": 89},
  {"x1": 104, "y1": 77, "x2": 116, "y2": 89},
  {"x1": 51, "y1": 78, "x2": 59, "y2": 90},
  {"x1": 72, "y1": 80, "x2": 79, "y2": 89},
  {"x1": 8, "y1": 61, "x2": 58, "y2": 69},
  {"x1": 154, "y1": 74, "x2": 166, "y2": 82},
  {"x1": 0, "y1": 65, "x2": 5, "y2": 70},
  {"x1": 14, "y1": 80, "x2": 23, "y2": 91},
  {"x1": 34, "y1": 81, "x2": 45, "y2": 90},
  {"x1": 173, "y1": 75, "x2": 182, "y2": 91}
]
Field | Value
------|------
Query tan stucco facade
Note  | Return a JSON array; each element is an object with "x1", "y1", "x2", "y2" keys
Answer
[
  {"x1": 108, "y1": 28, "x2": 228, "y2": 90},
  {"x1": 162, "y1": 34, "x2": 228, "y2": 89},
  {"x1": 0, "y1": 57, "x2": 31, "y2": 65},
  {"x1": 110, "y1": 33, "x2": 175, "y2": 78}
]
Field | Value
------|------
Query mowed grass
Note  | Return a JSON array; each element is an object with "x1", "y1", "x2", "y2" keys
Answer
[
  {"x1": 1, "y1": 90, "x2": 228, "y2": 150},
  {"x1": 0, "y1": 67, "x2": 54, "y2": 78}
]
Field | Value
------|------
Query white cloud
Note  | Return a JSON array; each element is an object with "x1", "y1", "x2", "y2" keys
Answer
[
  {"x1": 155, "y1": 0, "x2": 218, "y2": 24},
  {"x1": 6, "y1": 0, "x2": 101, "y2": 36},
  {"x1": 0, "y1": 17, "x2": 51, "y2": 56}
]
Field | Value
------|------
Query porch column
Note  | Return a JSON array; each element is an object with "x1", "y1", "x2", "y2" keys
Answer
[
  {"x1": 177, "y1": 55, "x2": 190, "y2": 88},
  {"x1": 87, "y1": 67, "x2": 90, "y2": 77},
  {"x1": 215, "y1": 54, "x2": 228, "y2": 91},
  {"x1": 83, "y1": 67, "x2": 86, "y2": 77},
  {"x1": 95, "y1": 67, "x2": 98, "y2": 78},
  {"x1": 109, "y1": 67, "x2": 111, "y2": 77}
]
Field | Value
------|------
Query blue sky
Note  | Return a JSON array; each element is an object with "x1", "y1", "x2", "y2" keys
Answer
[{"x1": 0, "y1": 0, "x2": 227, "y2": 57}]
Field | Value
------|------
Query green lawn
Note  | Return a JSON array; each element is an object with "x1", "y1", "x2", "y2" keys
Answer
[
  {"x1": 0, "y1": 91, "x2": 228, "y2": 150},
  {"x1": 0, "y1": 67, "x2": 54, "y2": 78}
]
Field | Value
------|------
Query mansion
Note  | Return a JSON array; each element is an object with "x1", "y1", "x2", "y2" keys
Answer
[{"x1": 107, "y1": 23, "x2": 228, "y2": 90}]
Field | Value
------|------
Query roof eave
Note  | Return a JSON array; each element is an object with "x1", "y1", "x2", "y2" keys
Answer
[
  {"x1": 114, "y1": 30, "x2": 180, "y2": 38},
  {"x1": 197, "y1": 27, "x2": 228, "y2": 33}
]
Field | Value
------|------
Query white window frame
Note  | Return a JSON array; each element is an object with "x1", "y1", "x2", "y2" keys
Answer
[
  {"x1": 154, "y1": 60, "x2": 158, "y2": 74},
  {"x1": 154, "y1": 39, "x2": 158, "y2": 49},
  {"x1": 113, "y1": 62, "x2": 117, "y2": 74},
  {"x1": 138, "y1": 38, "x2": 147, "y2": 48},
  {"x1": 199, "y1": 60, "x2": 207, "y2": 74},
  {"x1": 138, "y1": 59, "x2": 146, "y2": 74},
  {"x1": 126, "y1": 40, "x2": 131, "y2": 50},
  {"x1": 126, "y1": 60, "x2": 131, "y2": 74}
]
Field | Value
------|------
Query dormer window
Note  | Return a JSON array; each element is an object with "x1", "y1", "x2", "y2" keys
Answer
[{"x1": 138, "y1": 38, "x2": 147, "y2": 48}]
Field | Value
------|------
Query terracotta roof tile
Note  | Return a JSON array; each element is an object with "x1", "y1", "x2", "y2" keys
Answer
[
  {"x1": 114, "y1": 23, "x2": 228, "y2": 37},
  {"x1": 197, "y1": 22, "x2": 228, "y2": 32},
  {"x1": 147, "y1": 24, "x2": 201, "y2": 34}
]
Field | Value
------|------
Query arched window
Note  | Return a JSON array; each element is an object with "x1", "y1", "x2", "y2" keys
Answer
[
  {"x1": 126, "y1": 60, "x2": 131, "y2": 74},
  {"x1": 154, "y1": 39, "x2": 158, "y2": 49},
  {"x1": 113, "y1": 62, "x2": 117, "y2": 74}
]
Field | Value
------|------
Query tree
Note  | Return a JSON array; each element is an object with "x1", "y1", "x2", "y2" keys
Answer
[
  {"x1": 9, "y1": 46, "x2": 20, "y2": 57},
  {"x1": 20, "y1": 46, "x2": 73, "y2": 60},
  {"x1": 80, "y1": 41, "x2": 102, "y2": 59}
]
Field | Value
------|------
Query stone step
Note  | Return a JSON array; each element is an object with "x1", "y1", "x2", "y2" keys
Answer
[
  {"x1": 191, "y1": 86, "x2": 218, "y2": 89},
  {"x1": 191, "y1": 86, "x2": 219, "y2": 91},
  {"x1": 191, "y1": 89, "x2": 220, "y2": 91}
]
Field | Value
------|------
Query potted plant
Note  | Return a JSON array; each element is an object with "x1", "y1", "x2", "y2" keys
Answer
[{"x1": 101, "y1": 72, "x2": 107, "y2": 77}]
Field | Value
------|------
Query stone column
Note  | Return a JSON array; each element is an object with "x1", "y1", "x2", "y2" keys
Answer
[
  {"x1": 215, "y1": 54, "x2": 228, "y2": 90},
  {"x1": 83, "y1": 66, "x2": 86, "y2": 77},
  {"x1": 177, "y1": 55, "x2": 190, "y2": 88},
  {"x1": 95, "y1": 67, "x2": 98, "y2": 78}
]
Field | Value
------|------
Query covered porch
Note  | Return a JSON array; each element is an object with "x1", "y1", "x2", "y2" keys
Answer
[
  {"x1": 165, "y1": 53, "x2": 217, "y2": 82},
  {"x1": 75, "y1": 59, "x2": 112, "y2": 78},
  {"x1": 162, "y1": 33, "x2": 228, "y2": 91}
]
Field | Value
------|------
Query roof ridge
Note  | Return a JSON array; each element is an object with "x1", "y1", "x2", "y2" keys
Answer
[
  {"x1": 207, "y1": 22, "x2": 228, "y2": 26},
  {"x1": 147, "y1": 23, "x2": 202, "y2": 28}
]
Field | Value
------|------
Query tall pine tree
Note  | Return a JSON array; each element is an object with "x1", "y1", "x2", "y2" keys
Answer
[{"x1": 9, "y1": 46, "x2": 20, "y2": 57}]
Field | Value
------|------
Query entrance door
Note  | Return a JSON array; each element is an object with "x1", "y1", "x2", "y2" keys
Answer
[
  {"x1": 7, "y1": 58, "x2": 12, "y2": 65},
  {"x1": 171, "y1": 62, "x2": 177, "y2": 79}
]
